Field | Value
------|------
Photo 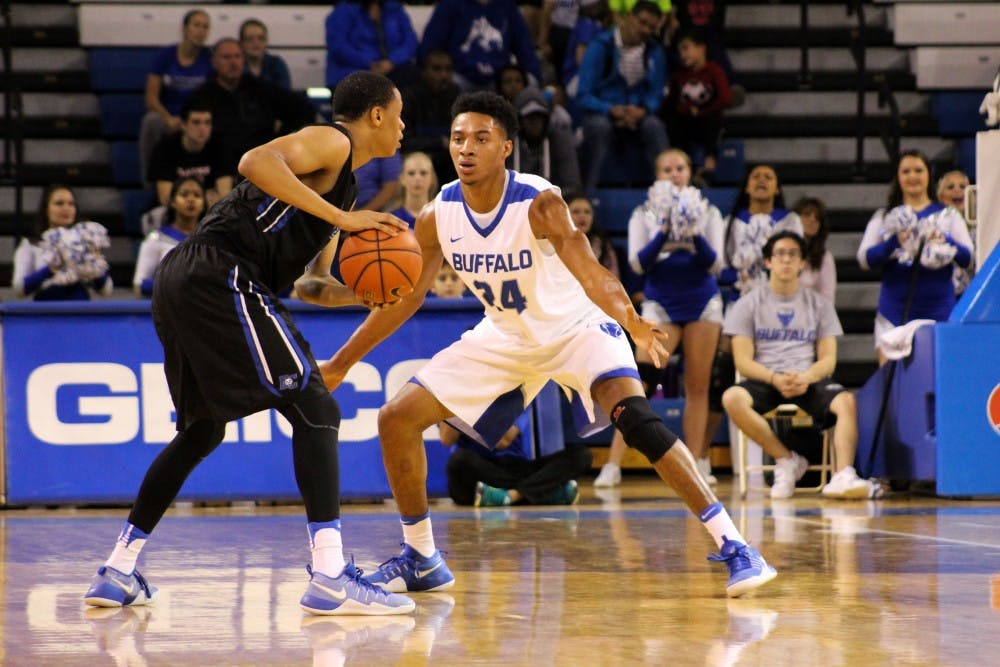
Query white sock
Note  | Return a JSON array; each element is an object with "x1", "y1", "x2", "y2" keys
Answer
[
  {"x1": 105, "y1": 523, "x2": 148, "y2": 575},
  {"x1": 401, "y1": 513, "x2": 436, "y2": 558},
  {"x1": 699, "y1": 502, "x2": 746, "y2": 549},
  {"x1": 308, "y1": 520, "x2": 345, "y2": 577}
]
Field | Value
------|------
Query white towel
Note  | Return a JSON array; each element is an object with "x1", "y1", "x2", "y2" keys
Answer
[{"x1": 877, "y1": 319, "x2": 936, "y2": 360}]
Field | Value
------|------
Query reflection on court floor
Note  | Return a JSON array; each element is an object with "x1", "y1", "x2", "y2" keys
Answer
[{"x1": 3, "y1": 481, "x2": 1000, "y2": 666}]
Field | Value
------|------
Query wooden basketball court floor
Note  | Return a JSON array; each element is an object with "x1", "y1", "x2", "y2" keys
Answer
[{"x1": 3, "y1": 477, "x2": 1000, "y2": 666}]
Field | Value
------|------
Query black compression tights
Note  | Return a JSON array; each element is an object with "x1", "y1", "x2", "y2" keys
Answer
[
  {"x1": 128, "y1": 419, "x2": 227, "y2": 533},
  {"x1": 127, "y1": 394, "x2": 343, "y2": 533},
  {"x1": 282, "y1": 393, "x2": 342, "y2": 524}
]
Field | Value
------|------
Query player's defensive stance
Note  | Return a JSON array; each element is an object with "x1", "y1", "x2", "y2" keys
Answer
[
  {"x1": 83, "y1": 72, "x2": 415, "y2": 616},
  {"x1": 323, "y1": 92, "x2": 777, "y2": 598}
]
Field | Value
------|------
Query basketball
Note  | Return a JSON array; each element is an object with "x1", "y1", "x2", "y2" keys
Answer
[{"x1": 338, "y1": 229, "x2": 423, "y2": 305}]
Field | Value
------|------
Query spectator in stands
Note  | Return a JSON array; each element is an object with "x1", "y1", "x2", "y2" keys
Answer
[
  {"x1": 498, "y1": 64, "x2": 573, "y2": 133},
  {"x1": 419, "y1": 0, "x2": 542, "y2": 91},
  {"x1": 354, "y1": 151, "x2": 403, "y2": 211},
  {"x1": 937, "y1": 169, "x2": 975, "y2": 295},
  {"x1": 595, "y1": 149, "x2": 724, "y2": 488},
  {"x1": 566, "y1": 191, "x2": 619, "y2": 278},
  {"x1": 189, "y1": 38, "x2": 316, "y2": 172},
  {"x1": 240, "y1": 18, "x2": 292, "y2": 90},
  {"x1": 138, "y1": 9, "x2": 213, "y2": 185},
  {"x1": 662, "y1": 29, "x2": 731, "y2": 177},
  {"x1": 722, "y1": 231, "x2": 874, "y2": 500},
  {"x1": 390, "y1": 151, "x2": 438, "y2": 227},
  {"x1": 133, "y1": 178, "x2": 206, "y2": 297},
  {"x1": 324, "y1": 0, "x2": 419, "y2": 90},
  {"x1": 792, "y1": 196, "x2": 836, "y2": 302},
  {"x1": 670, "y1": 0, "x2": 736, "y2": 87},
  {"x1": 562, "y1": 0, "x2": 613, "y2": 99},
  {"x1": 440, "y1": 410, "x2": 591, "y2": 506},
  {"x1": 401, "y1": 50, "x2": 461, "y2": 184},
  {"x1": 577, "y1": 1, "x2": 669, "y2": 193},
  {"x1": 609, "y1": 0, "x2": 672, "y2": 19},
  {"x1": 510, "y1": 88, "x2": 582, "y2": 191},
  {"x1": 857, "y1": 149, "x2": 973, "y2": 366},
  {"x1": 539, "y1": 0, "x2": 581, "y2": 87},
  {"x1": 429, "y1": 262, "x2": 468, "y2": 298},
  {"x1": 937, "y1": 169, "x2": 970, "y2": 212},
  {"x1": 148, "y1": 101, "x2": 233, "y2": 209},
  {"x1": 12, "y1": 184, "x2": 113, "y2": 301}
]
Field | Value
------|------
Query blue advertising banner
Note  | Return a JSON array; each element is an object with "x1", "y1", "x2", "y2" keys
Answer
[{"x1": 1, "y1": 299, "x2": 482, "y2": 504}]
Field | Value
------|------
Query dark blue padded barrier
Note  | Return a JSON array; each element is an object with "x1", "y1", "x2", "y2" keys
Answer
[
  {"x1": 111, "y1": 140, "x2": 141, "y2": 186},
  {"x1": 120, "y1": 188, "x2": 156, "y2": 235},
  {"x1": 98, "y1": 93, "x2": 146, "y2": 139},
  {"x1": 713, "y1": 139, "x2": 745, "y2": 185},
  {"x1": 88, "y1": 47, "x2": 158, "y2": 92},
  {"x1": 931, "y1": 92, "x2": 987, "y2": 136}
]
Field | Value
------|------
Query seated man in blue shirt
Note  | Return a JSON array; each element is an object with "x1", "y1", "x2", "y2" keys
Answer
[{"x1": 439, "y1": 408, "x2": 591, "y2": 506}]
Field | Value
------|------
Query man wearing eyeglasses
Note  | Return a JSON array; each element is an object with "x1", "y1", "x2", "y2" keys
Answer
[{"x1": 720, "y1": 231, "x2": 876, "y2": 500}]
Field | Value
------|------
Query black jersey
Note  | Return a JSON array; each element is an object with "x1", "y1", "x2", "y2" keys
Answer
[{"x1": 192, "y1": 123, "x2": 357, "y2": 292}]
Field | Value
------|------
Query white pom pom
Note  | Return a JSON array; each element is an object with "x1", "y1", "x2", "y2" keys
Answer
[{"x1": 920, "y1": 241, "x2": 957, "y2": 269}]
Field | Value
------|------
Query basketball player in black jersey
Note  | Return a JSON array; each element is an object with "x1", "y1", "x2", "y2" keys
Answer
[{"x1": 84, "y1": 71, "x2": 416, "y2": 616}]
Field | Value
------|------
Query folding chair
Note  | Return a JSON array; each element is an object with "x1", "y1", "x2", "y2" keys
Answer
[{"x1": 735, "y1": 404, "x2": 834, "y2": 499}]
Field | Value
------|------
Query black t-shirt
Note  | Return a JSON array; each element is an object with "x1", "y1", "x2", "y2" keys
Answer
[{"x1": 148, "y1": 133, "x2": 233, "y2": 189}]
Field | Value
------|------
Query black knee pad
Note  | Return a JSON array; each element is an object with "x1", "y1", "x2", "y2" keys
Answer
[
  {"x1": 637, "y1": 362, "x2": 662, "y2": 398},
  {"x1": 179, "y1": 420, "x2": 227, "y2": 459},
  {"x1": 282, "y1": 393, "x2": 342, "y2": 431},
  {"x1": 609, "y1": 396, "x2": 678, "y2": 463},
  {"x1": 708, "y1": 350, "x2": 735, "y2": 411}
]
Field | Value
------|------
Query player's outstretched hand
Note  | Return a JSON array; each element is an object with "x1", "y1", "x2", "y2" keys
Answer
[
  {"x1": 337, "y1": 210, "x2": 409, "y2": 236},
  {"x1": 631, "y1": 318, "x2": 671, "y2": 368}
]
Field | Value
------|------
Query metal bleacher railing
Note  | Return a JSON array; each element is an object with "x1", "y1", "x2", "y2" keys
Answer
[{"x1": 0, "y1": 0, "x2": 24, "y2": 230}]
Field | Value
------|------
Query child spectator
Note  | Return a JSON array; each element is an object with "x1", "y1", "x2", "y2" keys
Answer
[
  {"x1": 133, "y1": 178, "x2": 207, "y2": 296},
  {"x1": 430, "y1": 262, "x2": 468, "y2": 299},
  {"x1": 390, "y1": 151, "x2": 438, "y2": 228},
  {"x1": 792, "y1": 196, "x2": 836, "y2": 302},
  {"x1": 12, "y1": 184, "x2": 113, "y2": 300},
  {"x1": 662, "y1": 29, "x2": 731, "y2": 177},
  {"x1": 240, "y1": 18, "x2": 292, "y2": 90}
]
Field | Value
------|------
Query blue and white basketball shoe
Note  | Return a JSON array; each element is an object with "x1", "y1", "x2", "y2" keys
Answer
[
  {"x1": 363, "y1": 544, "x2": 455, "y2": 593},
  {"x1": 300, "y1": 559, "x2": 415, "y2": 616},
  {"x1": 707, "y1": 537, "x2": 778, "y2": 597},
  {"x1": 84, "y1": 566, "x2": 158, "y2": 607}
]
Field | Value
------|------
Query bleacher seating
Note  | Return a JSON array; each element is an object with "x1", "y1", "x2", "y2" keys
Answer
[{"x1": 893, "y1": 3, "x2": 1000, "y2": 46}]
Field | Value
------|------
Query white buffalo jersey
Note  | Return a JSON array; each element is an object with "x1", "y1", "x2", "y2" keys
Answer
[{"x1": 435, "y1": 170, "x2": 606, "y2": 344}]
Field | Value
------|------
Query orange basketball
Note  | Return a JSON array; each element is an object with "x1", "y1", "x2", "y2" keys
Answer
[{"x1": 338, "y1": 229, "x2": 422, "y2": 305}]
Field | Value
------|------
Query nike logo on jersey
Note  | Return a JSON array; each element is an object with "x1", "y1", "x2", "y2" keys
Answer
[
  {"x1": 450, "y1": 236, "x2": 464, "y2": 243},
  {"x1": 311, "y1": 580, "x2": 349, "y2": 603}
]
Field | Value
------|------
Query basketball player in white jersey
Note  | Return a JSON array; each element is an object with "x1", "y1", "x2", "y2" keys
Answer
[{"x1": 324, "y1": 91, "x2": 776, "y2": 598}]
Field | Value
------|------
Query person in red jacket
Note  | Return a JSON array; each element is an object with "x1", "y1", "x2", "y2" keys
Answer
[{"x1": 662, "y1": 29, "x2": 731, "y2": 178}]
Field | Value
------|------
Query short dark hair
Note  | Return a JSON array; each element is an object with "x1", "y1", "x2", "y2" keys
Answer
[
  {"x1": 239, "y1": 18, "x2": 267, "y2": 41},
  {"x1": 180, "y1": 99, "x2": 213, "y2": 122},
  {"x1": 762, "y1": 230, "x2": 807, "y2": 260},
  {"x1": 676, "y1": 28, "x2": 707, "y2": 47},
  {"x1": 332, "y1": 71, "x2": 397, "y2": 121},
  {"x1": 451, "y1": 91, "x2": 519, "y2": 140},
  {"x1": 631, "y1": 0, "x2": 663, "y2": 17}
]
